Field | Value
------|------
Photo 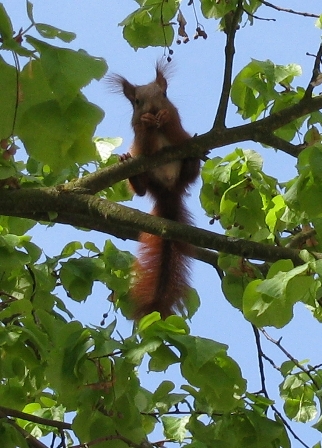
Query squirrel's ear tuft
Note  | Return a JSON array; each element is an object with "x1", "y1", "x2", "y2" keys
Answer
[
  {"x1": 155, "y1": 59, "x2": 172, "y2": 93},
  {"x1": 106, "y1": 74, "x2": 136, "y2": 105}
]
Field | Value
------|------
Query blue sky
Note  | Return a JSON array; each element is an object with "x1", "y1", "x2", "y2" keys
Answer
[{"x1": 4, "y1": 1, "x2": 322, "y2": 447}]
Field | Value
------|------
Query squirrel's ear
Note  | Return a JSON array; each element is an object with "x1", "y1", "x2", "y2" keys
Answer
[
  {"x1": 155, "y1": 60, "x2": 168, "y2": 94},
  {"x1": 107, "y1": 74, "x2": 136, "y2": 105},
  {"x1": 121, "y1": 78, "x2": 136, "y2": 104}
]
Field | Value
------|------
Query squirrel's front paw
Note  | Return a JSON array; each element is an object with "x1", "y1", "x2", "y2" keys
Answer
[
  {"x1": 119, "y1": 152, "x2": 132, "y2": 162},
  {"x1": 141, "y1": 113, "x2": 158, "y2": 127},
  {"x1": 156, "y1": 109, "x2": 170, "y2": 128}
]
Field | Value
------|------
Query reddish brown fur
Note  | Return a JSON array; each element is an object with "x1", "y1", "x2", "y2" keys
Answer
[
  {"x1": 131, "y1": 190, "x2": 193, "y2": 319},
  {"x1": 111, "y1": 62, "x2": 200, "y2": 319}
]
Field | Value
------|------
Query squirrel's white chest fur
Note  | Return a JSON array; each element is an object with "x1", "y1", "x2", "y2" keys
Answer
[{"x1": 150, "y1": 133, "x2": 181, "y2": 188}]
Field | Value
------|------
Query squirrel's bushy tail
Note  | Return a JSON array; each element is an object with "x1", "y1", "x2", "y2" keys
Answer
[{"x1": 131, "y1": 191, "x2": 192, "y2": 320}]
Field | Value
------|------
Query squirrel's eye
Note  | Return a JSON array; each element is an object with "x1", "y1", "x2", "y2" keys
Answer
[{"x1": 135, "y1": 98, "x2": 140, "y2": 106}]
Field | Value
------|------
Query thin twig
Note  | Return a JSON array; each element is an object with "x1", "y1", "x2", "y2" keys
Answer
[
  {"x1": 193, "y1": 247, "x2": 224, "y2": 279},
  {"x1": 271, "y1": 405, "x2": 310, "y2": 448},
  {"x1": 252, "y1": 327, "x2": 311, "y2": 448},
  {"x1": 252, "y1": 325, "x2": 269, "y2": 398},
  {"x1": 258, "y1": 1, "x2": 319, "y2": 18},
  {"x1": 260, "y1": 329, "x2": 319, "y2": 389},
  {"x1": 304, "y1": 43, "x2": 322, "y2": 99},
  {"x1": 307, "y1": 363, "x2": 322, "y2": 372},
  {"x1": 242, "y1": 6, "x2": 275, "y2": 22}
]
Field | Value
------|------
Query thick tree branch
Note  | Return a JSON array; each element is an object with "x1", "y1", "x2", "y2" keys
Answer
[
  {"x1": 0, "y1": 187, "x2": 304, "y2": 266},
  {"x1": 70, "y1": 93, "x2": 322, "y2": 196},
  {"x1": 2, "y1": 91, "x2": 321, "y2": 270}
]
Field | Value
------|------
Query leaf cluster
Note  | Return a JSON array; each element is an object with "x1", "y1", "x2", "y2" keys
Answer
[{"x1": 0, "y1": 1, "x2": 322, "y2": 448}]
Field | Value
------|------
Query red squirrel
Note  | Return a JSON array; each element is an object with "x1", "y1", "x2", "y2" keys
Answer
[{"x1": 113, "y1": 62, "x2": 200, "y2": 319}]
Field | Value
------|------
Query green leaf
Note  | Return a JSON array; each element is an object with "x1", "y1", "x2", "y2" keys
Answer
[
  {"x1": 102, "y1": 240, "x2": 133, "y2": 294},
  {"x1": 265, "y1": 195, "x2": 286, "y2": 232},
  {"x1": 95, "y1": 137, "x2": 123, "y2": 163},
  {"x1": 168, "y1": 334, "x2": 227, "y2": 367},
  {"x1": 35, "y1": 23, "x2": 76, "y2": 42},
  {"x1": 26, "y1": 37, "x2": 107, "y2": 104},
  {"x1": 0, "y1": 4, "x2": 13, "y2": 40},
  {"x1": 280, "y1": 360, "x2": 297, "y2": 377},
  {"x1": 0, "y1": 57, "x2": 18, "y2": 140},
  {"x1": 60, "y1": 241, "x2": 83, "y2": 258},
  {"x1": 243, "y1": 279, "x2": 291, "y2": 328},
  {"x1": 231, "y1": 59, "x2": 301, "y2": 121},
  {"x1": 243, "y1": 261, "x2": 316, "y2": 328},
  {"x1": 17, "y1": 97, "x2": 103, "y2": 172},
  {"x1": 60, "y1": 257, "x2": 105, "y2": 301},
  {"x1": 280, "y1": 374, "x2": 317, "y2": 422},
  {"x1": 148, "y1": 343, "x2": 179, "y2": 372},
  {"x1": 125, "y1": 337, "x2": 162, "y2": 365},
  {"x1": 120, "y1": 1, "x2": 178, "y2": 49},
  {"x1": 26, "y1": 1, "x2": 34, "y2": 23},
  {"x1": 313, "y1": 416, "x2": 322, "y2": 433},
  {"x1": 200, "y1": 0, "x2": 235, "y2": 19},
  {"x1": 0, "y1": 216, "x2": 36, "y2": 236},
  {"x1": 163, "y1": 334, "x2": 245, "y2": 412},
  {"x1": 138, "y1": 311, "x2": 162, "y2": 331},
  {"x1": 162, "y1": 415, "x2": 189, "y2": 442},
  {"x1": 184, "y1": 287, "x2": 201, "y2": 319},
  {"x1": 22, "y1": 241, "x2": 42, "y2": 263},
  {"x1": 0, "y1": 421, "x2": 29, "y2": 448},
  {"x1": 16, "y1": 40, "x2": 106, "y2": 172},
  {"x1": 0, "y1": 164, "x2": 16, "y2": 180},
  {"x1": 222, "y1": 273, "x2": 245, "y2": 311},
  {"x1": 45, "y1": 322, "x2": 95, "y2": 408},
  {"x1": 257, "y1": 264, "x2": 308, "y2": 296},
  {"x1": 154, "y1": 380, "x2": 175, "y2": 400},
  {"x1": 316, "y1": 14, "x2": 322, "y2": 29},
  {"x1": 84, "y1": 241, "x2": 100, "y2": 254}
]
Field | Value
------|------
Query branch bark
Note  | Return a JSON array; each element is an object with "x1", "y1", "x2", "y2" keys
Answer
[
  {"x1": 258, "y1": 1, "x2": 319, "y2": 18},
  {"x1": 0, "y1": 187, "x2": 304, "y2": 266},
  {"x1": 3, "y1": 65, "x2": 322, "y2": 269},
  {"x1": 214, "y1": 1, "x2": 243, "y2": 127},
  {"x1": 68, "y1": 93, "x2": 322, "y2": 198},
  {"x1": 0, "y1": 405, "x2": 72, "y2": 431}
]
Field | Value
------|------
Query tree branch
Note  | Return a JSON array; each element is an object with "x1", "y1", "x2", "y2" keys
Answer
[
  {"x1": 260, "y1": 329, "x2": 319, "y2": 389},
  {"x1": 252, "y1": 327, "x2": 312, "y2": 448},
  {"x1": 2, "y1": 92, "x2": 321, "y2": 269},
  {"x1": 75, "y1": 95, "x2": 322, "y2": 197},
  {"x1": 252, "y1": 325, "x2": 270, "y2": 399},
  {"x1": 0, "y1": 408, "x2": 49, "y2": 448},
  {"x1": 0, "y1": 406, "x2": 72, "y2": 431},
  {"x1": 214, "y1": 1, "x2": 243, "y2": 128},
  {"x1": 0, "y1": 187, "x2": 305, "y2": 266},
  {"x1": 257, "y1": 133, "x2": 305, "y2": 157},
  {"x1": 304, "y1": 43, "x2": 322, "y2": 99},
  {"x1": 258, "y1": 1, "x2": 319, "y2": 18}
]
